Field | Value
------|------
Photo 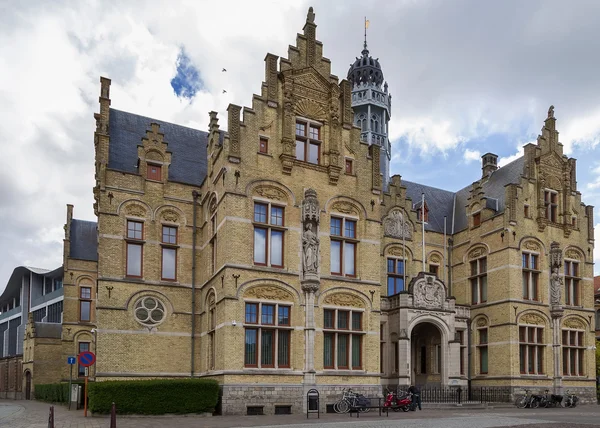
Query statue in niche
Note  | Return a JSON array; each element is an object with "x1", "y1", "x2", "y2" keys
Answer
[
  {"x1": 303, "y1": 223, "x2": 319, "y2": 275},
  {"x1": 550, "y1": 266, "x2": 562, "y2": 306}
]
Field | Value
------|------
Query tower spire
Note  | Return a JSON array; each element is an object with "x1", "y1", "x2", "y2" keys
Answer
[{"x1": 363, "y1": 17, "x2": 369, "y2": 55}]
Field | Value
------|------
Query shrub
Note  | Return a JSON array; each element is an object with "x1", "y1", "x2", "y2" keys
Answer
[
  {"x1": 34, "y1": 383, "x2": 70, "y2": 403},
  {"x1": 88, "y1": 378, "x2": 219, "y2": 415}
]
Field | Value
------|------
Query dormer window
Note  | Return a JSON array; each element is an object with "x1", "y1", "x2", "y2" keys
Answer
[
  {"x1": 417, "y1": 203, "x2": 429, "y2": 223},
  {"x1": 295, "y1": 120, "x2": 321, "y2": 164},
  {"x1": 544, "y1": 190, "x2": 558, "y2": 222},
  {"x1": 473, "y1": 212, "x2": 481, "y2": 228},
  {"x1": 147, "y1": 163, "x2": 162, "y2": 181}
]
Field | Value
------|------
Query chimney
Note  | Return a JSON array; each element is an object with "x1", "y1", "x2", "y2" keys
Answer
[{"x1": 481, "y1": 153, "x2": 498, "y2": 177}]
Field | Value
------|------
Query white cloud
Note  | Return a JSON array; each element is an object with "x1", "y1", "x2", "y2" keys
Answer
[
  {"x1": 463, "y1": 149, "x2": 481, "y2": 163},
  {"x1": 498, "y1": 145, "x2": 527, "y2": 168}
]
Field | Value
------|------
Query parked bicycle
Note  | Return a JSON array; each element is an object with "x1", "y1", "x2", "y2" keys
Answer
[
  {"x1": 563, "y1": 390, "x2": 579, "y2": 408},
  {"x1": 333, "y1": 388, "x2": 371, "y2": 413},
  {"x1": 515, "y1": 389, "x2": 542, "y2": 408},
  {"x1": 539, "y1": 389, "x2": 563, "y2": 408}
]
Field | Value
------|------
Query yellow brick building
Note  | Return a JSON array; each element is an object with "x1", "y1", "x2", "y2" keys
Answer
[{"x1": 75, "y1": 7, "x2": 596, "y2": 414}]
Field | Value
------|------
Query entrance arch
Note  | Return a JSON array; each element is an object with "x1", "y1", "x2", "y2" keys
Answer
[
  {"x1": 410, "y1": 321, "x2": 445, "y2": 386},
  {"x1": 25, "y1": 370, "x2": 31, "y2": 400}
]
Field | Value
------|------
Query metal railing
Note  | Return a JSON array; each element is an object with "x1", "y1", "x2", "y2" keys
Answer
[{"x1": 400, "y1": 386, "x2": 511, "y2": 404}]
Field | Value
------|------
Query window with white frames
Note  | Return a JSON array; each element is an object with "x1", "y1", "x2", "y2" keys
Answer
[
  {"x1": 522, "y1": 253, "x2": 540, "y2": 300},
  {"x1": 126, "y1": 220, "x2": 143, "y2": 277},
  {"x1": 470, "y1": 257, "x2": 487, "y2": 304},
  {"x1": 544, "y1": 190, "x2": 558, "y2": 222},
  {"x1": 295, "y1": 120, "x2": 321, "y2": 164},
  {"x1": 253, "y1": 202, "x2": 285, "y2": 268},
  {"x1": 161, "y1": 225, "x2": 177, "y2": 280},
  {"x1": 244, "y1": 302, "x2": 291, "y2": 368},
  {"x1": 330, "y1": 217, "x2": 357, "y2": 277},
  {"x1": 564, "y1": 260, "x2": 580, "y2": 305},
  {"x1": 323, "y1": 308, "x2": 363, "y2": 370},
  {"x1": 387, "y1": 258, "x2": 404, "y2": 295}
]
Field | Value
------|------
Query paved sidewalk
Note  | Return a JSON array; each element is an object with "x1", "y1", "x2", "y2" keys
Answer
[{"x1": 2, "y1": 399, "x2": 600, "y2": 428}]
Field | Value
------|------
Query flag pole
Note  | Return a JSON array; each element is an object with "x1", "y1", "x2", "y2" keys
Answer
[
  {"x1": 421, "y1": 193, "x2": 425, "y2": 273},
  {"x1": 444, "y1": 216, "x2": 447, "y2": 284},
  {"x1": 402, "y1": 213, "x2": 406, "y2": 291}
]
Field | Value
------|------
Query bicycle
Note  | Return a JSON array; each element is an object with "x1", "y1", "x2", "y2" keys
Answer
[
  {"x1": 563, "y1": 390, "x2": 579, "y2": 408},
  {"x1": 333, "y1": 388, "x2": 370, "y2": 413},
  {"x1": 515, "y1": 389, "x2": 540, "y2": 408},
  {"x1": 539, "y1": 389, "x2": 562, "y2": 408}
]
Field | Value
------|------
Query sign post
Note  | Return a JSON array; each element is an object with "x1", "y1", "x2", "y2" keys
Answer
[
  {"x1": 67, "y1": 357, "x2": 76, "y2": 410},
  {"x1": 78, "y1": 351, "x2": 96, "y2": 417}
]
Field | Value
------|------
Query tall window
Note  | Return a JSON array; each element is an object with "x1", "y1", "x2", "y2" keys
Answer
[
  {"x1": 478, "y1": 328, "x2": 488, "y2": 374},
  {"x1": 524, "y1": 205, "x2": 530, "y2": 218},
  {"x1": 345, "y1": 159, "x2": 353, "y2": 175},
  {"x1": 244, "y1": 302, "x2": 291, "y2": 368},
  {"x1": 78, "y1": 342, "x2": 90, "y2": 377},
  {"x1": 147, "y1": 163, "x2": 162, "y2": 181},
  {"x1": 253, "y1": 202, "x2": 285, "y2": 268},
  {"x1": 210, "y1": 214, "x2": 217, "y2": 274},
  {"x1": 473, "y1": 212, "x2": 481, "y2": 227},
  {"x1": 519, "y1": 325, "x2": 544, "y2": 374},
  {"x1": 295, "y1": 120, "x2": 321, "y2": 164},
  {"x1": 207, "y1": 296, "x2": 216, "y2": 370},
  {"x1": 330, "y1": 217, "x2": 357, "y2": 277},
  {"x1": 544, "y1": 190, "x2": 558, "y2": 222},
  {"x1": 161, "y1": 225, "x2": 177, "y2": 280},
  {"x1": 458, "y1": 330, "x2": 466, "y2": 375},
  {"x1": 563, "y1": 329, "x2": 584, "y2": 376},
  {"x1": 126, "y1": 220, "x2": 143, "y2": 277},
  {"x1": 470, "y1": 257, "x2": 487, "y2": 304},
  {"x1": 259, "y1": 137, "x2": 268, "y2": 154},
  {"x1": 522, "y1": 253, "x2": 539, "y2": 300},
  {"x1": 323, "y1": 309, "x2": 363, "y2": 370},
  {"x1": 565, "y1": 260, "x2": 580, "y2": 305},
  {"x1": 433, "y1": 344, "x2": 442, "y2": 374},
  {"x1": 387, "y1": 258, "x2": 404, "y2": 295},
  {"x1": 79, "y1": 287, "x2": 91, "y2": 322}
]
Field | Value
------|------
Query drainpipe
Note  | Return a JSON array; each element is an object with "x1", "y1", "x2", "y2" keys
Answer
[
  {"x1": 191, "y1": 190, "x2": 201, "y2": 377},
  {"x1": 467, "y1": 315, "x2": 472, "y2": 400}
]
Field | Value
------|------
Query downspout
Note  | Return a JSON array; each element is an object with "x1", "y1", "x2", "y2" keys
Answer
[
  {"x1": 191, "y1": 190, "x2": 201, "y2": 377},
  {"x1": 467, "y1": 313, "x2": 472, "y2": 401}
]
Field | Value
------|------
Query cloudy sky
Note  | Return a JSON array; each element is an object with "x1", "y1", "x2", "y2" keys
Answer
[{"x1": 1, "y1": 0, "x2": 599, "y2": 291}]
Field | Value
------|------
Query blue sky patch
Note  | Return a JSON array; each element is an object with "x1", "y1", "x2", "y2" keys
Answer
[{"x1": 170, "y1": 47, "x2": 203, "y2": 100}]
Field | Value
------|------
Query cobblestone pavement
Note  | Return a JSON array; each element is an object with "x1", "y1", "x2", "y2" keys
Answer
[{"x1": 2, "y1": 400, "x2": 600, "y2": 428}]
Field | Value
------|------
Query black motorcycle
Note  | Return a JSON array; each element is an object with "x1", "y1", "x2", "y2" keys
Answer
[{"x1": 540, "y1": 389, "x2": 563, "y2": 408}]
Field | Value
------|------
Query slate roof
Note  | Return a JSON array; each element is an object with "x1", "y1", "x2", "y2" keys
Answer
[
  {"x1": 70, "y1": 219, "x2": 98, "y2": 261},
  {"x1": 108, "y1": 108, "x2": 210, "y2": 186},
  {"x1": 401, "y1": 157, "x2": 525, "y2": 234}
]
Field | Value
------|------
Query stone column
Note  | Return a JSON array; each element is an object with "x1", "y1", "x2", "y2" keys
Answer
[
  {"x1": 398, "y1": 330, "x2": 411, "y2": 388},
  {"x1": 300, "y1": 189, "x2": 320, "y2": 411},
  {"x1": 549, "y1": 242, "x2": 564, "y2": 393}
]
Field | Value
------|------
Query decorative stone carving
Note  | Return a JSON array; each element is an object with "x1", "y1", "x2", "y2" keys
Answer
[
  {"x1": 125, "y1": 203, "x2": 147, "y2": 218},
  {"x1": 388, "y1": 247, "x2": 405, "y2": 257},
  {"x1": 294, "y1": 98, "x2": 327, "y2": 121},
  {"x1": 332, "y1": 201, "x2": 357, "y2": 215},
  {"x1": 245, "y1": 286, "x2": 292, "y2": 301},
  {"x1": 323, "y1": 293, "x2": 363, "y2": 308},
  {"x1": 548, "y1": 105, "x2": 554, "y2": 119},
  {"x1": 565, "y1": 249, "x2": 581, "y2": 260},
  {"x1": 255, "y1": 186, "x2": 286, "y2": 201},
  {"x1": 476, "y1": 317, "x2": 487, "y2": 327},
  {"x1": 161, "y1": 209, "x2": 179, "y2": 223},
  {"x1": 302, "y1": 189, "x2": 320, "y2": 282},
  {"x1": 384, "y1": 210, "x2": 412, "y2": 239},
  {"x1": 523, "y1": 241, "x2": 540, "y2": 252},
  {"x1": 520, "y1": 313, "x2": 544, "y2": 325},
  {"x1": 563, "y1": 318, "x2": 585, "y2": 329},
  {"x1": 549, "y1": 241, "x2": 563, "y2": 306},
  {"x1": 412, "y1": 275, "x2": 444, "y2": 309},
  {"x1": 429, "y1": 253, "x2": 441, "y2": 264},
  {"x1": 209, "y1": 197, "x2": 218, "y2": 214},
  {"x1": 468, "y1": 247, "x2": 485, "y2": 260}
]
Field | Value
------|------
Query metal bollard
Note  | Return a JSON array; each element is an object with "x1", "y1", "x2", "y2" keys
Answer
[
  {"x1": 48, "y1": 405, "x2": 54, "y2": 428},
  {"x1": 110, "y1": 402, "x2": 116, "y2": 428}
]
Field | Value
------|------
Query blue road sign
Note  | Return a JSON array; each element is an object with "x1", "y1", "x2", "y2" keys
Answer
[
  {"x1": 67, "y1": 356, "x2": 76, "y2": 365},
  {"x1": 78, "y1": 351, "x2": 96, "y2": 367}
]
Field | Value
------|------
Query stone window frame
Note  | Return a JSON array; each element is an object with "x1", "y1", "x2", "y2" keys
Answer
[
  {"x1": 469, "y1": 256, "x2": 488, "y2": 305},
  {"x1": 432, "y1": 343, "x2": 442, "y2": 374},
  {"x1": 160, "y1": 225, "x2": 178, "y2": 281},
  {"x1": 344, "y1": 158, "x2": 353, "y2": 175},
  {"x1": 544, "y1": 189, "x2": 559, "y2": 223},
  {"x1": 477, "y1": 327, "x2": 488, "y2": 375},
  {"x1": 458, "y1": 330, "x2": 466, "y2": 375},
  {"x1": 79, "y1": 286, "x2": 92, "y2": 323},
  {"x1": 295, "y1": 118, "x2": 322, "y2": 165},
  {"x1": 210, "y1": 210, "x2": 218, "y2": 274},
  {"x1": 258, "y1": 136, "x2": 269, "y2": 154},
  {"x1": 521, "y1": 252, "x2": 540, "y2": 301},
  {"x1": 519, "y1": 324, "x2": 544, "y2": 375},
  {"x1": 386, "y1": 257, "x2": 405, "y2": 296},
  {"x1": 243, "y1": 301, "x2": 292, "y2": 369},
  {"x1": 564, "y1": 259, "x2": 581, "y2": 306},
  {"x1": 133, "y1": 296, "x2": 167, "y2": 328},
  {"x1": 146, "y1": 162, "x2": 162, "y2": 182},
  {"x1": 252, "y1": 201, "x2": 286, "y2": 269},
  {"x1": 207, "y1": 293, "x2": 216, "y2": 371},
  {"x1": 524, "y1": 204, "x2": 530, "y2": 218},
  {"x1": 472, "y1": 211, "x2": 481, "y2": 228},
  {"x1": 125, "y1": 219, "x2": 144, "y2": 278},
  {"x1": 322, "y1": 307, "x2": 364, "y2": 371},
  {"x1": 329, "y1": 215, "x2": 358, "y2": 277},
  {"x1": 77, "y1": 342, "x2": 90, "y2": 377},
  {"x1": 562, "y1": 327, "x2": 585, "y2": 376}
]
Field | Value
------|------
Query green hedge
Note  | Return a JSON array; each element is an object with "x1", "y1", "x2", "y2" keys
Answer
[
  {"x1": 88, "y1": 379, "x2": 219, "y2": 415},
  {"x1": 34, "y1": 383, "x2": 70, "y2": 403}
]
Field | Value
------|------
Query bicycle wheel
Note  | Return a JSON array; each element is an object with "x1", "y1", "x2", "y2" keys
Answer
[
  {"x1": 333, "y1": 401, "x2": 340, "y2": 413},
  {"x1": 531, "y1": 399, "x2": 540, "y2": 409},
  {"x1": 515, "y1": 396, "x2": 527, "y2": 408},
  {"x1": 338, "y1": 400, "x2": 349, "y2": 413}
]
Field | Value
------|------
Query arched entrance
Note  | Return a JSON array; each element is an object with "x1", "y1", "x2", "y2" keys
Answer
[
  {"x1": 411, "y1": 322, "x2": 443, "y2": 386},
  {"x1": 25, "y1": 370, "x2": 31, "y2": 400}
]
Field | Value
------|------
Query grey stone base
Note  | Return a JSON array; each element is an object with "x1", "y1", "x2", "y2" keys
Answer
[
  {"x1": 508, "y1": 385, "x2": 597, "y2": 405},
  {"x1": 220, "y1": 384, "x2": 383, "y2": 415}
]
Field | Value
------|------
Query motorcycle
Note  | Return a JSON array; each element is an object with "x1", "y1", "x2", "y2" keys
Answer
[{"x1": 383, "y1": 389, "x2": 413, "y2": 412}]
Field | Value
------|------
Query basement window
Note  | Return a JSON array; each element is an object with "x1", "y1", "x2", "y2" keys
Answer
[
  {"x1": 247, "y1": 406, "x2": 264, "y2": 416},
  {"x1": 274, "y1": 405, "x2": 292, "y2": 415}
]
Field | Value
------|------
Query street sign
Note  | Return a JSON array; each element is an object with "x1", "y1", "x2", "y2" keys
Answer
[
  {"x1": 78, "y1": 351, "x2": 96, "y2": 367},
  {"x1": 84, "y1": 367, "x2": 89, "y2": 377},
  {"x1": 67, "y1": 357, "x2": 76, "y2": 365}
]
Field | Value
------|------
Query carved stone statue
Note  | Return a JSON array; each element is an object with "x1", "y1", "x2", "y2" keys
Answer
[
  {"x1": 384, "y1": 210, "x2": 412, "y2": 239},
  {"x1": 303, "y1": 223, "x2": 319, "y2": 275},
  {"x1": 548, "y1": 105, "x2": 555, "y2": 119},
  {"x1": 550, "y1": 266, "x2": 563, "y2": 306}
]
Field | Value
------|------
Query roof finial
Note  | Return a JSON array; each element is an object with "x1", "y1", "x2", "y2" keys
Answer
[
  {"x1": 307, "y1": 6, "x2": 315, "y2": 23},
  {"x1": 362, "y1": 17, "x2": 370, "y2": 56},
  {"x1": 547, "y1": 105, "x2": 555, "y2": 119}
]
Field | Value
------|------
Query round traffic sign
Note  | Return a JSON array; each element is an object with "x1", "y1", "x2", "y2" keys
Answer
[{"x1": 78, "y1": 351, "x2": 96, "y2": 367}]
